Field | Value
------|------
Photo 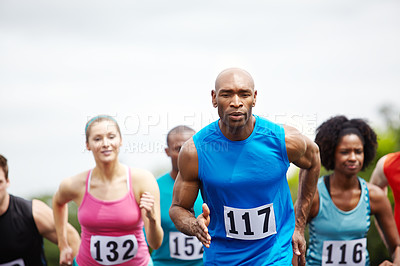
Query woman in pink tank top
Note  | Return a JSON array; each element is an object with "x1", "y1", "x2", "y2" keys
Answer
[{"x1": 53, "y1": 115, "x2": 163, "y2": 266}]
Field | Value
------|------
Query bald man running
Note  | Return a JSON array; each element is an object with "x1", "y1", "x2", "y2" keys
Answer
[{"x1": 169, "y1": 68, "x2": 320, "y2": 265}]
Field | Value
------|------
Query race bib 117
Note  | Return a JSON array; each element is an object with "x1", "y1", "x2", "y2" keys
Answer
[{"x1": 223, "y1": 203, "x2": 276, "y2": 240}]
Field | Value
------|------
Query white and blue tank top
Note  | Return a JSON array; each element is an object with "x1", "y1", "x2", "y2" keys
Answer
[
  {"x1": 307, "y1": 176, "x2": 371, "y2": 266},
  {"x1": 193, "y1": 115, "x2": 294, "y2": 265}
]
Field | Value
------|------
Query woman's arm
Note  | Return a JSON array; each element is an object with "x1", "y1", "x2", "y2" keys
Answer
[
  {"x1": 53, "y1": 174, "x2": 83, "y2": 265},
  {"x1": 132, "y1": 168, "x2": 164, "y2": 250}
]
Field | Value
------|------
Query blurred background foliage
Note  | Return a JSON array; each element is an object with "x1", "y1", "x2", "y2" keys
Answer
[
  {"x1": 37, "y1": 197, "x2": 80, "y2": 266},
  {"x1": 35, "y1": 106, "x2": 399, "y2": 266}
]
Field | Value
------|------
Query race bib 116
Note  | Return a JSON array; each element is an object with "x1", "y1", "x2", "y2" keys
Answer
[{"x1": 322, "y1": 238, "x2": 366, "y2": 266}]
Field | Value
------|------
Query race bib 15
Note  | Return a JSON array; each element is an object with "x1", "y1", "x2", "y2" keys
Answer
[
  {"x1": 169, "y1": 231, "x2": 203, "y2": 260},
  {"x1": 322, "y1": 238, "x2": 367, "y2": 266}
]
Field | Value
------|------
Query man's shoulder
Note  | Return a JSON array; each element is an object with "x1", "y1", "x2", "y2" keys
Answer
[
  {"x1": 3, "y1": 194, "x2": 33, "y2": 220},
  {"x1": 254, "y1": 115, "x2": 285, "y2": 138},
  {"x1": 383, "y1": 152, "x2": 400, "y2": 178},
  {"x1": 386, "y1": 152, "x2": 400, "y2": 164},
  {"x1": 193, "y1": 120, "x2": 219, "y2": 142},
  {"x1": 9, "y1": 194, "x2": 32, "y2": 209},
  {"x1": 157, "y1": 173, "x2": 172, "y2": 183}
]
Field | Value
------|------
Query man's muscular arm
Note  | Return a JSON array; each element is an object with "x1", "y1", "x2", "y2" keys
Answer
[
  {"x1": 169, "y1": 138, "x2": 211, "y2": 247},
  {"x1": 284, "y1": 125, "x2": 320, "y2": 266},
  {"x1": 370, "y1": 155, "x2": 391, "y2": 249},
  {"x1": 370, "y1": 155, "x2": 389, "y2": 193}
]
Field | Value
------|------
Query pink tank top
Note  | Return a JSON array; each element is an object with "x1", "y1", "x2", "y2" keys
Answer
[{"x1": 76, "y1": 166, "x2": 150, "y2": 265}]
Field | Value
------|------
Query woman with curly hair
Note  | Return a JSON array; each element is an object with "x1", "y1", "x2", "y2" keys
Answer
[{"x1": 304, "y1": 115, "x2": 400, "y2": 265}]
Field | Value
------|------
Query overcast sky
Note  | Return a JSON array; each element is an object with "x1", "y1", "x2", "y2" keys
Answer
[{"x1": 1, "y1": 0, "x2": 399, "y2": 198}]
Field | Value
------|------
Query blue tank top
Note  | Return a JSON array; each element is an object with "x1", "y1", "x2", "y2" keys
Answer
[
  {"x1": 193, "y1": 115, "x2": 293, "y2": 265},
  {"x1": 307, "y1": 176, "x2": 371, "y2": 266},
  {"x1": 151, "y1": 173, "x2": 204, "y2": 266}
]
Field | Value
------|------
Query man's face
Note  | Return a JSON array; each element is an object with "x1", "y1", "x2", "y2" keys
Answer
[
  {"x1": 166, "y1": 131, "x2": 194, "y2": 172},
  {"x1": 0, "y1": 168, "x2": 9, "y2": 203},
  {"x1": 212, "y1": 73, "x2": 257, "y2": 130}
]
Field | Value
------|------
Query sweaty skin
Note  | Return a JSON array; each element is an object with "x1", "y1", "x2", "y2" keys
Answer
[{"x1": 170, "y1": 68, "x2": 320, "y2": 266}]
